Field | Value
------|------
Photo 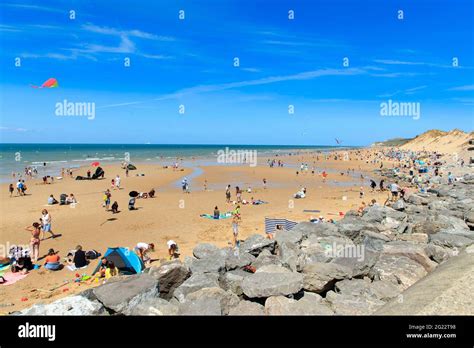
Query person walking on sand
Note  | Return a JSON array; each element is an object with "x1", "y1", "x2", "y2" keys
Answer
[
  {"x1": 25, "y1": 222, "x2": 41, "y2": 263},
  {"x1": 389, "y1": 182, "x2": 400, "y2": 202},
  {"x1": 370, "y1": 179, "x2": 377, "y2": 193},
  {"x1": 236, "y1": 186, "x2": 242, "y2": 203},
  {"x1": 40, "y1": 209, "x2": 57, "y2": 240},
  {"x1": 263, "y1": 178, "x2": 267, "y2": 190},
  {"x1": 181, "y1": 178, "x2": 187, "y2": 193},
  {"x1": 115, "y1": 175, "x2": 121, "y2": 189},
  {"x1": 9, "y1": 184, "x2": 14, "y2": 197},
  {"x1": 225, "y1": 185, "x2": 231, "y2": 203},
  {"x1": 16, "y1": 180, "x2": 23, "y2": 196},
  {"x1": 111, "y1": 178, "x2": 115, "y2": 190},
  {"x1": 231, "y1": 209, "x2": 241, "y2": 248},
  {"x1": 104, "y1": 189, "x2": 112, "y2": 210}
]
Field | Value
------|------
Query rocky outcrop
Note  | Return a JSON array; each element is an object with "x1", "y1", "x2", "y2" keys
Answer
[{"x1": 18, "y1": 172, "x2": 474, "y2": 316}]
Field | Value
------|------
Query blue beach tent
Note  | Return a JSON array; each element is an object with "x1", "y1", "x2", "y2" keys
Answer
[{"x1": 93, "y1": 247, "x2": 144, "y2": 275}]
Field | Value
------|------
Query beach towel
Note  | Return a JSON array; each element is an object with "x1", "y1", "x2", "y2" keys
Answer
[
  {"x1": 200, "y1": 212, "x2": 232, "y2": 220},
  {"x1": 0, "y1": 271, "x2": 28, "y2": 286},
  {"x1": 303, "y1": 209, "x2": 321, "y2": 213},
  {"x1": 0, "y1": 264, "x2": 10, "y2": 272}
]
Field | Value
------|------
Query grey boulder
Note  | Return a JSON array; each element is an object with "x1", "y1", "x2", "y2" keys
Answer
[
  {"x1": 242, "y1": 271, "x2": 303, "y2": 298},
  {"x1": 302, "y1": 262, "x2": 351, "y2": 293},
  {"x1": 92, "y1": 273, "x2": 159, "y2": 315},
  {"x1": 173, "y1": 272, "x2": 219, "y2": 302},
  {"x1": 228, "y1": 300, "x2": 265, "y2": 315},
  {"x1": 146, "y1": 260, "x2": 190, "y2": 300},
  {"x1": 240, "y1": 234, "x2": 276, "y2": 256},
  {"x1": 19, "y1": 295, "x2": 107, "y2": 316}
]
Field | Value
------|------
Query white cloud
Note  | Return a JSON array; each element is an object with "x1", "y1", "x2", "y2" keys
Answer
[
  {"x1": 99, "y1": 67, "x2": 366, "y2": 108},
  {"x1": 241, "y1": 68, "x2": 261, "y2": 73},
  {"x1": 448, "y1": 85, "x2": 474, "y2": 91},
  {"x1": 1, "y1": 3, "x2": 63, "y2": 13},
  {"x1": 374, "y1": 59, "x2": 425, "y2": 66},
  {"x1": 377, "y1": 85, "x2": 427, "y2": 98},
  {"x1": 78, "y1": 23, "x2": 175, "y2": 57},
  {"x1": 0, "y1": 127, "x2": 28, "y2": 132},
  {"x1": 21, "y1": 52, "x2": 77, "y2": 60},
  {"x1": 141, "y1": 54, "x2": 174, "y2": 60},
  {"x1": 82, "y1": 23, "x2": 175, "y2": 42}
]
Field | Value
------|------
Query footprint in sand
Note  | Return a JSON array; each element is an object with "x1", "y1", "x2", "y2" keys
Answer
[{"x1": 197, "y1": 226, "x2": 226, "y2": 242}]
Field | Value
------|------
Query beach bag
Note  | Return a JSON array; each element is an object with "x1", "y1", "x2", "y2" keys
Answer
[{"x1": 85, "y1": 250, "x2": 100, "y2": 260}]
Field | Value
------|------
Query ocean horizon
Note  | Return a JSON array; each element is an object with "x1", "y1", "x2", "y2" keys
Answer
[{"x1": 0, "y1": 143, "x2": 356, "y2": 180}]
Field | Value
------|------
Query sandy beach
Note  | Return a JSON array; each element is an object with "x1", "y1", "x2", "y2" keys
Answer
[{"x1": 0, "y1": 151, "x2": 391, "y2": 313}]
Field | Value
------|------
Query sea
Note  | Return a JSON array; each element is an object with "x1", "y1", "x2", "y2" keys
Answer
[{"x1": 0, "y1": 143, "x2": 348, "y2": 182}]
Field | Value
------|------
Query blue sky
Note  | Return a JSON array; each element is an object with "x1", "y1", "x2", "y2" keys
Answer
[{"x1": 0, "y1": 0, "x2": 473, "y2": 145}]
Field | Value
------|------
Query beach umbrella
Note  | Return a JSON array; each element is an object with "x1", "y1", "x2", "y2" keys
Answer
[
  {"x1": 91, "y1": 161, "x2": 100, "y2": 167},
  {"x1": 129, "y1": 191, "x2": 139, "y2": 197}
]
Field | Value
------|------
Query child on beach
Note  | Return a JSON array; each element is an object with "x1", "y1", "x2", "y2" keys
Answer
[
  {"x1": 95, "y1": 257, "x2": 109, "y2": 278},
  {"x1": 231, "y1": 208, "x2": 241, "y2": 247},
  {"x1": 104, "y1": 189, "x2": 111, "y2": 210},
  {"x1": 167, "y1": 240, "x2": 179, "y2": 260},
  {"x1": 111, "y1": 178, "x2": 115, "y2": 189},
  {"x1": 135, "y1": 242, "x2": 154, "y2": 266},
  {"x1": 8, "y1": 184, "x2": 14, "y2": 197},
  {"x1": 111, "y1": 201, "x2": 119, "y2": 213},
  {"x1": 105, "y1": 261, "x2": 119, "y2": 278}
]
